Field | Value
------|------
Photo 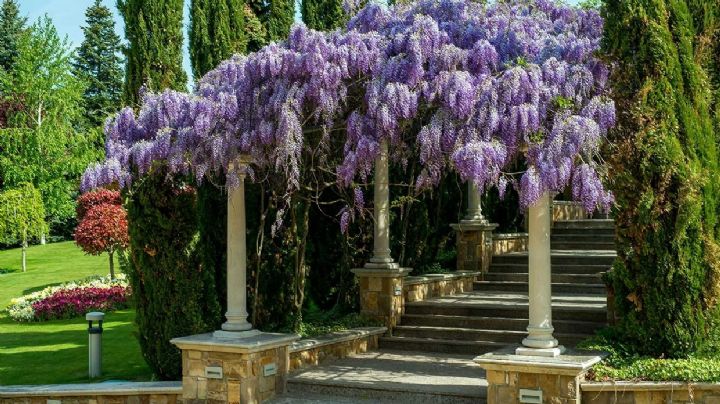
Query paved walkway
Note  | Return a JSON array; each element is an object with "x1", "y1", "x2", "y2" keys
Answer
[{"x1": 271, "y1": 350, "x2": 487, "y2": 403}]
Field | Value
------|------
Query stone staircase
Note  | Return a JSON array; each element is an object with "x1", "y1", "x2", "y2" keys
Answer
[{"x1": 379, "y1": 218, "x2": 615, "y2": 355}]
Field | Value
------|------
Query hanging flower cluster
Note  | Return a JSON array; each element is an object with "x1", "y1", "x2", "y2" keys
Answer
[{"x1": 82, "y1": 0, "x2": 614, "y2": 214}]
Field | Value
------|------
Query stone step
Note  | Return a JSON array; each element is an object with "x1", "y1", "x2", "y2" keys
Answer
[
  {"x1": 284, "y1": 350, "x2": 487, "y2": 404},
  {"x1": 492, "y1": 252, "x2": 616, "y2": 266},
  {"x1": 550, "y1": 241, "x2": 616, "y2": 250},
  {"x1": 488, "y1": 263, "x2": 610, "y2": 274},
  {"x1": 551, "y1": 234, "x2": 615, "y2": 242},
  {"x1": 400, "y1": 314, "x2": 603, "y2": 334},
  {"x1": 483, "y1": 273, "x2": 602, "y2": 283},
  {"x1": 553, "y1": 219, "x2": 615, "y2": 230},
  {"x1": 473, "y1": 281, "x2": 606, "y2": 295},
  {"x1": 392, "y1": 325, "x2": 590, "y2": 346},
  {"x1": 379, "y1": 336, "x2": 505, "y2": 355},
  {"x1": 551, "y1": 227, "x2": 615, "y2": 236},
  {"x1": 405, "y1": 299, "x2": 606, "y2": 323}
]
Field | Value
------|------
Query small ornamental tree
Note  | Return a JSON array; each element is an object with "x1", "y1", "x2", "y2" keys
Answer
[
  {"x1": 0, "y1": 183, "x2": 46, "y2": 272},
  {"x1": 74, "y1": 189, "x2": 129, "y2": 279}
]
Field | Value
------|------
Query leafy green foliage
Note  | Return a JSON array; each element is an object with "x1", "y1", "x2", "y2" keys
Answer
[
  {"x1": 118, "y1": 0, "x2": 187, "y2": 104},
  {"x1": 0, "y1": 182, "x2": 46, "y2": 245},
  {"x1": 261, "y1": 0, "x2": 295, "y2": 42},
  {"x1": 0, "y1": 0, "x2": 25, "y2": 72},
  {"x1": 302, "y1": 0, "x2": 345, "y2": 31},
  {"x1": 603, "y1": 0, "x2": 720, "y2": 357},
  {"x1": 125, "y1": 170, "x2": 222, "y2": 380},
  {"x1": 578, "y1": 329, "x2": 720, "y2": 382},
  {"x1": 73, "y1": 0, "x2": 123, "y2": 127},
  {"x1": 0, "y1": 17, "x2": 101, "y2": 222},
  {"x1": 190, "y1": 0, "x2": 249, "y2": 79}
]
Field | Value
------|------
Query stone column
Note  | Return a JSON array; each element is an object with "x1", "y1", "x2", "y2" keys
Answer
[
  {"x1": 516, "y1": 192, "x2": 564, "y2": 357},
  {"x1": 221, "y1": 159, "x2": 253, "y2": 333},
  {"x1": 451, "y1": 182, "x2": 498, "y2": 274},
  {"x1": 172, "y1": 156, "x2": 300, "y2": 404},
  {"x1": 353, "y1": 140, "x2": 410, "y2": 331}
]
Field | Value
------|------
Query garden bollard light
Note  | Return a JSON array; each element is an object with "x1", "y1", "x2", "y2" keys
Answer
[{"x1": 86, "y1": 311, "x2": 104, "y2": 378}]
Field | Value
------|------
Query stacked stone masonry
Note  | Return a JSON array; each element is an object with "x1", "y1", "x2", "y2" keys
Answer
[
  {"x1": 288, "y1": 332, "x2": 381, "y2": 371},
  {"x1": 181, "y1": 346, "x2": 288, "y2": 404},
  {"x1": 0, "y1": 395, "x2": 180, "y2": 404},
  {"x1": 581, "y1": 383, "x2": 720, "y2": 404},
  {"x1": 486, "y1": 369, "x2": 582, "y2": 404},
  {"x1": 552, "y1": 201, "x2": 589, "y2": 223},
  {"x1": 358, "y1": 275, "x2": 404, "y2": 329},
  {"x1": 492, "y1": 233, "x2": 529, "y2": 255},
  {"x1": 403, "y1": 272, "x2": 478, "y2": 302}
]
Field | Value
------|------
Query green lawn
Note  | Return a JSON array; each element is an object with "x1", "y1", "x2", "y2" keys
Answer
[{"x1": 0, "y1": 241, "x2": 152, "y2": 385}]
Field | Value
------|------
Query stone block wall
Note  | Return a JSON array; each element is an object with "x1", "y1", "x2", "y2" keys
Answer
[
  {"x1": 357, "y1": 275, "x2": 404, "y2": 329},
  {"x1": 453, "y1": 223, "x2": 497, "y2": 273},
  {"x1": 486, "y1": 369, "x2": 583, "y2": 404},
  {"x1": 492, "y1": 233, "x2": 528, "y2": 255},
  {"x1": 289, "y1": 330, "x2": 382, "y2": 371},
  {"x1": 552, "y1": 201, "x2": 589, "y2": 223},
  {"x1": 181, "y1": 346, "x2": 288, "y2": 403},
  {"x1": 404, "y1": 272, "x2": 478, "y2": 302},
  {"x1": 581, "y1": 383, "x2": 720, "y2": 403},
  {"x1": 0, "y1": 382, "x2": 182, "y2": 404}
]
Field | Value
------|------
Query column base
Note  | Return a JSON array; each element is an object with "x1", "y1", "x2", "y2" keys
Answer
[
  {"x1": 515, "y1": 345, "x2": 566, "y2": 358},
  {"x1": 213, "y1": 329, "x2": 263, "y2": 340},
  {"x1": 474, "y1": 346, "x2": 606, "y2": 404},
  {"x1": 172, "y1": 331, "x2": 300, "y2": 403},
  {"x1": 352, "y1": 266, "x2": 411, "y2": 331},
  {"x1": 450, "y1": 221, "x2": 498, "y2": 273}
]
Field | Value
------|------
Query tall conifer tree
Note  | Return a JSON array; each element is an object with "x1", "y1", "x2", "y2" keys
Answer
[
  {"x1": 302, "y1": 0, "x2": 344, "y2": 31},
  {"x1": 0, "y1": 0, "x2": 26, "y2": 72},
  {"x1": 74, "y1": 0, "x2": 123, "y2": 127},
  {"x1": 604, "y1": 0, "x2": 720, "y2": 357},
  {"x1": 117, "y1": 0, "x2": 187, "y2": 104}
]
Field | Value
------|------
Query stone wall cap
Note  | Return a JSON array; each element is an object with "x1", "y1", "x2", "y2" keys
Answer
[
  {"x1": 171, "y1": 331, "x2": 300, "y2": 354},
  {"x1": 404, "y1": 271, "x2": 480, "y2": 286},
  {"x1": 474, "y1": 346, "x2": 606, "y2": 375},
  {"x1": 492, "y1": 233, "x2": 529, "y2": 239},
  {"x1": 0, "y1": 381, "x2": 182, "y2": 398},
  {"x1": 581, "y1": 381, "x2": 720, "y2": 392},
  {"x1": 351, "y1": 267, "x2": 412, "y2": 278},
  {"x1": 289, "y1": 327, "x2": 387, "y2": 353},
  {"x1": 450, "y1": 222, "x2": 499, "y2": 231}
]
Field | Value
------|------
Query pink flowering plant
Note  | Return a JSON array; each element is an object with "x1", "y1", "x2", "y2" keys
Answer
[
  {"x1": 6, "y1": 274, "x2": 130, "y2": 322},
  {"x1": 81, "y1": 0, "x2": 615, "y2": 231}
]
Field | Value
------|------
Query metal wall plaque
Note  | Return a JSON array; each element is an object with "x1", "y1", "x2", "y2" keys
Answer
[
  {"x1": 263, "y1": 363, "x2": 277, "y2": 376},
  {"x1": 519, "y1": 388, "x2": 542, "y2": 403},
  {"x1": 205, "y1": 366, "x2": 223, "y2": 379}
]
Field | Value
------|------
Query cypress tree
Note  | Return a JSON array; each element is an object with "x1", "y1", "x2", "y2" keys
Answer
[
  {"x1": 302, "y1": 0, "x2": 345, "y2": 31},
  {"x1": 189, "y1": 0, "x2": 246, "y2": 80},
  {"x1": 73, "y1": 0, "x2": 123, "y2": 127},
  {"x1": 0, "y1": 0, "x2": 26, "y2": 72},
  {"x1": 603, "y1": 0, "x2": 720, "y2": 357},
  {"x1": 117, "y1": 0, "x2": 187, "y2": 104},
  {"x1": 260, "y1": 0, "x2": 295, "y2": 42}
]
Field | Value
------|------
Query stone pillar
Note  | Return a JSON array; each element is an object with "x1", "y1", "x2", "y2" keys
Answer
[
  {"x1": 450, "y1": 182, "x2": 498, "y2": 275},
  {"x1": 221, "y1": 159, "x2": 252, "y2": 333},
  {"x1": 172, "y1": 333, "x2": 299, "y2": 404},
  {"x1": 353, "y1": 140, "x2": 410, "y2": 331},
  {"x1": 517, "y1": 192, "x2": 564, "y2": 357},
  {"x1": 475, "y1": 348, "x2": 605, "y2": 404},
  {"x1": 172, "y1": 156, "x2": 299, "y2": 404}
]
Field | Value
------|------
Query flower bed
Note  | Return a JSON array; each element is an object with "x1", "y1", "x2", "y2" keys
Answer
[{"x1": 6, "y1": 274, "x2": 130, "y2": 322}]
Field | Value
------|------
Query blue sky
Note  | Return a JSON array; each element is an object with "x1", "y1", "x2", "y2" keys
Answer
[{"x1": 18, "y1": 0, "x2": 582, "y2": 88}]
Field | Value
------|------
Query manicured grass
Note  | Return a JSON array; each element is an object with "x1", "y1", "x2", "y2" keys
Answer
[{"x1": 0, "y1": 242, "x2": 153, "y2": 385}]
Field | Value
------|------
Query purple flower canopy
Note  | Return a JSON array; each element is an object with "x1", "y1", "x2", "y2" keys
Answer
[{"x1": 82, "y1": 0, "x2": 615, "y2": 213}]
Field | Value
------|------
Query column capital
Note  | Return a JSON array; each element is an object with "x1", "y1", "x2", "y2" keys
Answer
[{"x1": 227, "y1": 154, "x2": 253, "y2": 172}]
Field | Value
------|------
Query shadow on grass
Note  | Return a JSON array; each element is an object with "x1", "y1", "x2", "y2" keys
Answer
[
  {"x1": 0, "y1": 267, "x2": 17, "y2": 275},
  {"x1": 22, "y1": 282, "x2": 64, "y2": 296}
]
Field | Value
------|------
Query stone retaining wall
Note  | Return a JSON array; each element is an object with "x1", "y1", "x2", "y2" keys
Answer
[
  {"x1": 288, "y1": 327, "x2": 386, "y2": 371},
  {"x1": 581, "y1": 382, "x2": 720, "y2": 403},
  {"x1": 492, "y1": 233, "x2": 528, "y2": 255},
  {"x1": 403, "y1": 271, "x2": 479, "y2": 303},
  {"x1": 0, "y1": 382, "x2": 181, "y2": 404},
  {"x1": 553, "y1": 201, "x2": 589, "y2": 223}
]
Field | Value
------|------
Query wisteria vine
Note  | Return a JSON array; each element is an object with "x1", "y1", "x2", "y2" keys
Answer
[{"x1": 82, "y1": 0, "x2": 615, "y2": 227}]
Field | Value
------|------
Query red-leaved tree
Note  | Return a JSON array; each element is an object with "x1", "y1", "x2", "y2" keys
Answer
[{"x1": 74, "y1": 190, "x2": 128, "y2": 279}]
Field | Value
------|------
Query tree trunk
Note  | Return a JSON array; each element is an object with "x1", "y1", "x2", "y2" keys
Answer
[
  {"x1": 109, "y1": 251, "x2": 115, "y2": 280},
  {"x1": 21, "y1": 239, "x2": 27, "y2": 272}
]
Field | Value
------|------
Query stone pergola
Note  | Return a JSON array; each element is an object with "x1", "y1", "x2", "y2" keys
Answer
[{"x1": 171, "y1": 148, "x2": 580, "y2": 402}]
